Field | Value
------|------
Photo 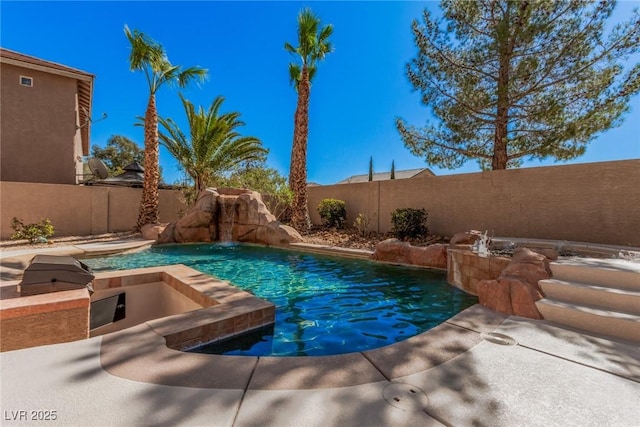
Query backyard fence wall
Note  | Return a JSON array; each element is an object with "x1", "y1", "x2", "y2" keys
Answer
[
  {"x1": 0, "y1": 182, "x2": 185, "y2": 239},
  {"x1": 308, "y1": 160, "x2": 640, "y2": 247},
  {"x1": 3, "y1": 160, "x2": 639, "y2": 246}
]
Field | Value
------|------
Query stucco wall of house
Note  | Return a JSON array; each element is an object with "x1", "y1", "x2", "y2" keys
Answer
[
  {"x1": 1, "y1": 63, "x2": 81, "y2": 184},
  {"x1": 0, "y1": 183, "x2": 185, "y2": 239},
  {"x1": 308, "y1": 160, "x2": 640, "y2": 247}
]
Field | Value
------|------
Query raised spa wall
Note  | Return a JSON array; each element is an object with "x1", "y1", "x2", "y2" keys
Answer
[
  {"x1": 0, "y1": 265, "x2": 275, "y2": 352},
  {"x1": 447, "y1": 247, "x2": 511, "y2": 295}
]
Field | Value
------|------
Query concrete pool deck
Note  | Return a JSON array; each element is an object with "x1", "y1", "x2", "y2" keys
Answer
[{"x1": 1, "y1": 240, "x2": 639, "y2": 426}]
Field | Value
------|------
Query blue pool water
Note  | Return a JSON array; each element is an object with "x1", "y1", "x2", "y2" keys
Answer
[{"x1": 85, "y1": 243, "x2": 477, "y2": 356}]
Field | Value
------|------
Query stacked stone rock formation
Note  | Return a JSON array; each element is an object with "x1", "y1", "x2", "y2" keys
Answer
[
  {"x1": 476, "y1": 247, "x2": 557, "y2": 319},
  {"x1": 142, "y1": 188, "x2": 302, "y2": 246},
  {"x1": 370, "y1": 238, "x2": 448, "y2": 269}
]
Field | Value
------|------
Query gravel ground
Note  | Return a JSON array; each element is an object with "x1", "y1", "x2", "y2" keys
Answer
[
  {"x1": 0, "y1": 231, "x2": 142, "y2": 251},
  {"x1": 301, "y1": 226, "x2": 449, "y2": 251}
]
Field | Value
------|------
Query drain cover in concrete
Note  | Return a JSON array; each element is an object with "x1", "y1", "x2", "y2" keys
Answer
[
  {"x1": 481, "y1": 332, "x2": 517, "y2": 346},
  {"x1": 382, "y1": 382, "x2": 429, "y2": 411}
]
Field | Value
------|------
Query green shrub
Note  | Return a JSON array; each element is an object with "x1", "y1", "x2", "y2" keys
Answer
[
  {"x1": 317, "y1": 199, "x2": 346, "y2": 228},
  {"x1": 353, "y1": 212, "x2": 373, "y2": 237},
  {"x1": 391, "y1": 208, "x2": 428, "y2": 240},
  {"x1": 10, "y1": 217, "x2": 55, "y2": 243}
]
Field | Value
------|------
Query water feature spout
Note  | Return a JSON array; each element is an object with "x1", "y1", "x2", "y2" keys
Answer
[
  {"x1": 473, "y1": 231, "x2": 491, "y2": 257},
  {"x1": 218, "y1": 195, "x2": 238, "y2": 242}
]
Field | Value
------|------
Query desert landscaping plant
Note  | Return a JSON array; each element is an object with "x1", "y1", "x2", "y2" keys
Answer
[
  {"x1": 124, "y1": 25, "x2": 207, "y2": 231},
  {"x1": 318, "y1": 199, "x2": 346, "y2": 228},
  {"x1": 391, "y1": 208, "x2": 428, "y2": 240},
  {"x1": 353, "y1": 212, "x2": 374, "y2": 237},
  {"x1": 157, "y1": 94, "x2": 267, "y2": 194},
  {"x1": 10, "y1": 217, "x2": 55, "y2": 243},
  {"x1": 285, "y1": 8, "x2": 334, "y2": 230}
]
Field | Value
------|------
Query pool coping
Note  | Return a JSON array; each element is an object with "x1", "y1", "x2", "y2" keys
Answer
[{"x1": 98, "y1": 304, "x2": 506, "y2": 390}]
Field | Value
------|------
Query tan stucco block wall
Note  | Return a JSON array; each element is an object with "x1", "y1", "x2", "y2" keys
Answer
[
  {"x1": 308, "y1": 160, "x2": 640, "y2": 247},
  {"x1": 0, "y1": 182, "x2": 185, "y2": 239},
  {"x1": 1, "y1": 63, "x2": 80, "y2": 184},
  {"x1": 1, "y1": 182, "x2": 95, "y2": 237},
  {"x1": 308, "y1": 181, "x2": 380, "y2": 229}
]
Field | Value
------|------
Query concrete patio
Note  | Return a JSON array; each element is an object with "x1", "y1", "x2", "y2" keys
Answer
[{"x1": 1, "y1": 241, "x2": 639, "y2": 426}]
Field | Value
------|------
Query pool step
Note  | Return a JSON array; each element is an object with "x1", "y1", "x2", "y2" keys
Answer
[
  {"x1": 550, "y1": 259, "x2": 640, "y2": 291},
  {"x1": 536, "y1": 259, "x2": 640, "y2": 343},
  {"x1": 535, "y1": 299, "x2": 640, "y2": 342},
  {"x1": 539, "y1": 279, "x2": 640, "y2": 315}
]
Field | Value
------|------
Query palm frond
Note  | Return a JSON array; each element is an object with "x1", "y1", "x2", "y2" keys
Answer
[
  {"x1": 177, "y1": 66, "x2": 208, "y2": 88},
  {"x1": 284, "y1": 42, "x2": 297, "y2": 54},
  {"x1": 289, "y1": 63, "x2": 301, "y2": 88},
  {"x1": 285, "y1": 8, "x2": 333, "y2": 83},
  {"x1": 158, "y1": 95, "x2": 266, "y2": 191}
]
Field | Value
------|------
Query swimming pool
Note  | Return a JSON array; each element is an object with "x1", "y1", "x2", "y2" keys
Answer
[{"x1": 85, "y1": 243, "x2": 477, "y2": 356}]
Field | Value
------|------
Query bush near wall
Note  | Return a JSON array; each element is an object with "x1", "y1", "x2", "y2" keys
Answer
[
  {"x1": 318, "y1": 199, "x2": 346, "y2": 228},
  {"x1": 391, "y1": 208, "x2": 428, "y2": 240}
]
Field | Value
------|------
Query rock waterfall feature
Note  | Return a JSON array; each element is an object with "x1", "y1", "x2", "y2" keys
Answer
[{"x1": 145, "y1": 188, "x2": 302, "y2": 246}]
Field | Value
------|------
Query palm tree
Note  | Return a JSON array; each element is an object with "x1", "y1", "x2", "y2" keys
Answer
[
  {"x1": 285, "y1": 8, "x2": 333, "y2": 231},
  {"x1": 124, "y1": 25, "x2": 207, "y2": 231},
  {"x1": 158, "y1": 94, "x2": 267, "y2": 194}
]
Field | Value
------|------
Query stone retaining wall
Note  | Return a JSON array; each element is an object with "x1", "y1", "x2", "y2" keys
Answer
[{"x1": 447, "y1": 248, "x2": 510, "y2": 295}]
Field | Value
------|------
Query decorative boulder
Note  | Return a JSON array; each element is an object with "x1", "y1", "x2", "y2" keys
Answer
[
  {"x1": 371, "y1": 239, "x2": 448, "y2": 269},
  {"x1": 449, "y1": 231, "x2": 481, "y2": 246},
  {"x1": 141, "y1": 223, "x2": 169, "y2": 241},
  {"x1": 408, "y1": 244, "x2": 448, "y2": 269},
  {"x1": 530, "y1": 248, "x2": 559, "y2": 261},
  {"x1": 158, "y1": 223, "x2": 176, "y2": 244},
  {"x1": 371, "y1": 239, "x2": 411, "y2": 264},
  {"x1": 476, "y1": 247, "x2": 553, "y2": 319},
  {"x1": 477, "y1": 279, "x2": 513, "y2": 315}
]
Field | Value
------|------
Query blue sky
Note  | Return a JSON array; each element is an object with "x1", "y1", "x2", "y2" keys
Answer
[{"x1": 2, "y1": 1, "x2": 639, "y2": 185}]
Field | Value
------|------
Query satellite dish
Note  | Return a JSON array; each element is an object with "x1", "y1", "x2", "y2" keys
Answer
[{"x1": 87, "y1": 158, "x2": 109, "y2": 180}]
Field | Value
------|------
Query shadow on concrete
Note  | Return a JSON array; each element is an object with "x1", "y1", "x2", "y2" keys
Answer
[{"x1": 499, "y1": 317, "x2": 640, "y2": 382}]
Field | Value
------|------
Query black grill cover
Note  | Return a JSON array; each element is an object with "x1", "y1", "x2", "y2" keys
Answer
[{"x1": 19, "y1": 255, "x2": 94, "y2": 295}]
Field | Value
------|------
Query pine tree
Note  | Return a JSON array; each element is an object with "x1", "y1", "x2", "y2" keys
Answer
[
  {"x1": 396, "y1": 1, "x2": 640, "y2": 170},
  {"x1": 390, "y1": 160, "x2": 395, "y2": 180},
  {"x1": 368, "y1": 156, "x2": 373, "y2": 181}
]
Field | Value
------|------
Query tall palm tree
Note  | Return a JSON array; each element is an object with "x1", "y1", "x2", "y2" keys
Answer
[
  {"x1": 285, "y1": 8, "x2": 333, "y2": 231},
  {"x1": 124, "y1": 25, "x2": 207, "y2": 231},
  {"x1": 158, "y1": 94, "x2": 267, "y2": 194}
]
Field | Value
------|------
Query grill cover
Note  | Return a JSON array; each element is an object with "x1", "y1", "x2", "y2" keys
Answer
[{"x1": 19, "y1": 255, "x2": 94, "y2": 296}]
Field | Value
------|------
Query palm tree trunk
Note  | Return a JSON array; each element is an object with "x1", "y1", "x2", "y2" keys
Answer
[
  {"x1": 136, "y1": 94, "x2": 160, "y2": 231},
  {"x1": 289, "y1": 68, "x2": 311, "y2": 231}
]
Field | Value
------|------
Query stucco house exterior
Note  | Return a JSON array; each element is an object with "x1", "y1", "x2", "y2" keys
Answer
[
  {"x1": 0, "y1": 48, "x2": 95, "y2": 184},
  {"x1": 336, "y1": 167, "x2": 435, "y2": 184}
]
